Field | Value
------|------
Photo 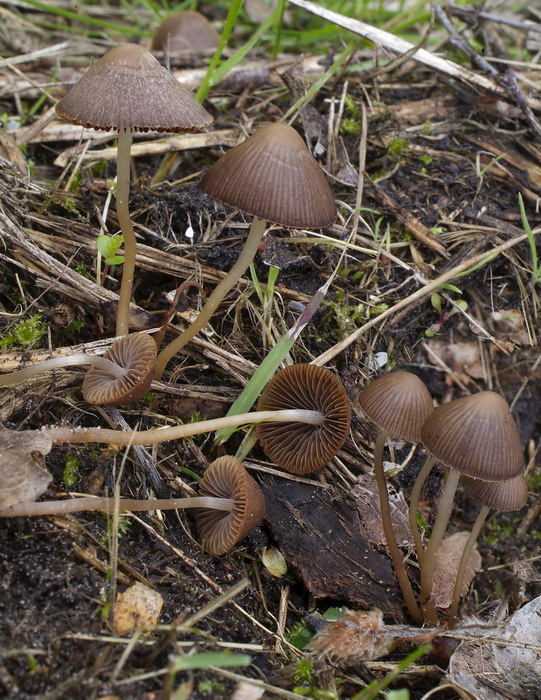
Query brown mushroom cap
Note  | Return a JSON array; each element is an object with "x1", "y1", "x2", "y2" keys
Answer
[
  {"x1": 200, "y1": 123, "x2": 337, "y2": 229},
  {"x1": 255, "y1": 364, "x2": 351, "y2": 475},
  {"x1": 56, "y1": 43, "x2": 212, "y2": 133},
  {"x1": 461, "y1": 473, "x2": 528, "y2": 512},
  {"x1": 195, "y1": 456, "x2": 265, "y2": 556},
  {"x1": 82, "y1": 333, "x2": 157, "y2": 406},
  {"x1": 421, "y1": 391, "x2": 524, "y2": 481},
  {"x1": 151, "y1": 11, "x2": 220, "y2": 53},
  {"x1": 358, "y1": 370, "x2": 433, "y2": 443}
]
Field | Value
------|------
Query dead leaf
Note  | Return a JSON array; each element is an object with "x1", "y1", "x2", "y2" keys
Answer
[
  {"x1": 432, "y1": 532, "x2": 482, "y2": 609},
  {"x1": 427, "y1": 339, "x2": 484, "y2": 380},
  {"x1": 0, "y1": 428, "x2": 52, "y2": 509},
  {"x1": 112, "y1": 582, "x2": 163, "y2": 634}
]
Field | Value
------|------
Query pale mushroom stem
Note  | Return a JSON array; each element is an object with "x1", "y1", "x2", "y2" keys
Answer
[
  {"x1": 44, "y1": 408, "x2": 324, "y2": 446},
  {"x1": 153, "y1": 216, "x2": 268, "y2": 379},
  {"x1": 115, "y1": 128, "x2": 137, "y2": 337},
  {"x1": 373, "y1": 430, "x2": 423, "y2": 625},
  {"x1": 0, "y1": 495, "x2": 234, "y2": 518},
  {"x1": 408, "y1": 455, "x2": 438, "y2": 568},
  {"x1": 0, "y1": 354, "x2": 128, "y2": 387},
  {"x1": 447, "y1": 504, "x2": 490, "y2": 629},
  {"x1": 419, "y1": 468, "x2": 461, "y2": 626}
]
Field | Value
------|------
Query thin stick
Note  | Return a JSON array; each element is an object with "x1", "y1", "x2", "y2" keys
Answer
[
  {"x1": 154, "y1": 216, "x2": 268, "y2": 379},
  {"x1": 373, "y1": 430, "x2": 423, "y2": 624},
  {"x1": 115, "y1": 128, "x2": 136, "y2": 336}
]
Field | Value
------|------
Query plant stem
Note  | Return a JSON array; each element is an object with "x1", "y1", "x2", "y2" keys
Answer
[
  {"x1": 447, "y1": 504, "x2": 490, "y2": 629},
  {"x1": 419, "y1": 468, "x2": 460, "y2": 626},
  {"x1": 153, "y1": 216, "x2": 268, "y2": 379},
  {"x1": 408, "y1": 455, "x2": 437, "y2": 568},
  {"x1": 0, "y1": 354, "x2": 127, "y2": 387},
  {"x1": 115, "y1": 129, "x2": 136, "y2": 337},
  {"x1": 45, "y1": 408, "x2": 324, "y2": 446},
  {"x1": 0, "y1": 495, "x2": 234, "y2": 518},
  {"x1": 372, "y1": 430, "x2": 423, "y2": 624}
]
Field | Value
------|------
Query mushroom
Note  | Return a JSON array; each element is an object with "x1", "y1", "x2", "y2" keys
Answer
[
  {"x1": 418, "y1": 391, "x2": 524, "y2": 625},
  {"x1": 151, "y1": 11, "x2": 220, "y2": 53},
  {"x1": 0, "y1": 333, "x2": 157, "y2": 406},
  {"x1": 0, "y1": 456, "x2": 265, "y2": 556},
  {"x1": 55, "y1": 44, "x2": 212, "y2": 337},
  {"x1": 255, "y1": 364, "x2": 351, "y2": 474},
  {"x1": 358, "y1": 371, "x2": 434, "y2": 625},
  {"x1": 446, "y1": 472, "x2": 528, "y2": 628},
  {"x1": 153, "y1": 123, "x2": 337, "y2": 379},
  {"x1": 195, "y1": 455, "x2": 266, "y2": 556}
]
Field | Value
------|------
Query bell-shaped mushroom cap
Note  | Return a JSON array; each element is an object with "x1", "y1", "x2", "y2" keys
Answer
[
  {"x1": 56, "y1": 43, "x2": 212, "y2": 133},
  {"x1": 461, "y1": 473, "x2": 528, "y2": 512},
  {"x1": 195, "y1": 456, "x2": 265, "y2": 556},
  {"x1": 421, "y1": 391, "x2": 525, "y2": 481},
  {"x1": 200, "y1": 123, "x2": 337, "y2": 229},
  {"x1": 255, "y1": 364, "x2": 351, "y2": 475},
  {"x1": 151, "y1": 11, "x2": 220, "y2": 53},
  {"x1": 358, "y1": 370, "x2": 433, "y2": 443},
  {"x1": 82, "y1": 333, "x2": 157, "y2": 406}
]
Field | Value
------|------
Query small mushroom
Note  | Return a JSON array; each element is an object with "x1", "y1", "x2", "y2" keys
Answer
[
  {"x1": 358, "y1": 371, "x2": 433, "y2": 624},
  {"x1": 0, "y1": 333, "x2": 157, "y2": 406},
  {"x1": 153, "y1": 123, "x2": 337, "y2": 378},
  {"x1": 255, "y1": 364, "x2": 351, "y2": 474},
  {"x1": 446, "y1": 472, "x2": 528, "y2": 628},
  {"x1": 195, "y1": 456, "x2": 266, "y2": 556},
  {"x1": 418, "y1": 391, "x2": 525, "y2": 625},
  {"x1": 82, "y1": 333, "x2": 157, "y2": 405},
  {"x1": 56, "y1": 44, "x2": 212, "y2": 337},
  {"x1": 0, "y1": 456, "x2": 265, "y2": 556},
  {"x1": 152, "y1": 11, "x2": 220, "y2": 53}
]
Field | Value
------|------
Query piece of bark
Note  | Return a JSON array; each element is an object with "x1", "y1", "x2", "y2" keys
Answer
[{"x1": 259, "y1": 475, "x2": 404, "y2": 618}]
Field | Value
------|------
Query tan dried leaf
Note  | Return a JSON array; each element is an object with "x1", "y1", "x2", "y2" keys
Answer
[
  {"x1": 432, "y1": 532, "x2": 482, "y2": 609},
  {"x1": 0, "y1": 429, "x2": 52, "y2": 509},
  {"x1": 112, "y1": 582, "x2": 163, "y2": 635}
]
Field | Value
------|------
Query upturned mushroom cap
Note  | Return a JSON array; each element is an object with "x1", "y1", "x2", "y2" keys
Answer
[
  {"x1": 358, "y1": 370, "x2": 433, "y2": 443},
  {"x1": 151, "y1": 11, "x2": 220, "y2": 53},
  {"x1": 256, "y1": 364, "x2": 351, "y2": 475},
  {"x1": 421, "y1": 391, "x2": 524, "y2": 481},
  {"x1": 56, "y1": 43, "x2": 212, "y2": 133},
  {"x1": 200, "y1": 123, "x2": 337, "y2": 229},
  {"x1": 461, "y1": 473, "x2": 528, "y2": 512},
  {"x1": 82, "y1": 333, "x2": 157, "y2": 405},
  {"x1": 195, "y1": 456, "x2": 265, "y2": 556}
]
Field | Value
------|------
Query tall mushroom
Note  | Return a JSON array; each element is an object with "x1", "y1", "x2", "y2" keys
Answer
[
  {"x1": 255, "y1": 364, "x2": 351, "y2": 474},
  {"x1": 55, "y1": 43, "x2": 212, "y2": 337},
  {"x1": 358, "y1": 370, "x2": 433, "y2": 624},
  {"x1": 153, "y1": 123, "x2": 337, "y2": 378},
  {"x1": 152, "y1": 11, "x2": 220, "y2": 53},
  {"x1": 418, "y1": 391, "x2": 524, "y2": 625}
]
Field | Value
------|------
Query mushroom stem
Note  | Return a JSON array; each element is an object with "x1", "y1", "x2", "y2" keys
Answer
[
  {"x1": 0, "y1": 353, "x2": 128, "y2": 387},
  {"x1": 447, "y1": 504, "x2": 490, "y2": 629},
  {"x1": 153, "y1": 216, "x2": 268, "y2": 379},
  {"x1": 0, "y1": 494, "x2": 234, "y2": 518},
  {"x1": 115, "y1": 128, "x2": 137, "y2": 337},
  {"x1": 373, "y1": 430, "x2": 424, "y2": 624},
  {"x1": 44, "y1": 408, "x2": 324, "y2": 446},
  {"x1": 408, "y1": 455, "x2": 438, "y2": 568},
  {"x1": 419, "y1": 468, "x2": 461, "y2": 626}
]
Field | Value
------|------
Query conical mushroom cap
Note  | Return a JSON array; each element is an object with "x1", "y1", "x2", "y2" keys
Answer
[
  {"x1": 195, "y1": 456, "x2": 265, "y2": 556},
  {"x1": 461, "y1": 473, "x2": 528, "y2": 512},
  {"x1": 56, "y1": 43, "x2": 212, "y2": 133},
  {"x1": 421, "y1": 391, "x2": 524, "y2": 481},
  {"x1": 82, "y1": 333, "x2": 157, "y2": 406},
  {"x1": 358, "y1": 370, "x2": 433, "y2": 442},
  {"x1": 256, "y1": 364, "x2": 351, "y2": 474},
  {"x1": 200, "y1": 123, "x2": 337, "y2": 229},
  {"x1": 151, "y1": 11, "x2": 220, "y2": 52}
]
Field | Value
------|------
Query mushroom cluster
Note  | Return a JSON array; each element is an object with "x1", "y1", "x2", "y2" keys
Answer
[{"x1": 358, "y1": 371, "x2": 527, "y2": 627}]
